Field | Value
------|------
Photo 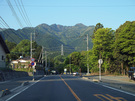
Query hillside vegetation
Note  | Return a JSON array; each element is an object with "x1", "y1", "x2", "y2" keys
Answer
[{"x1": 0, "y1": 23, "x2": 94, "y2": 54}]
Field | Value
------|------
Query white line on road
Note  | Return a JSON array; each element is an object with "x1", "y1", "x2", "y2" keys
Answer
[
  {"x1": 5, "y1": 77, "x2": 45, "y2": 101},
  {"x1": 81, "y1": 77, "x2": 135, "y2": 97},
  {"x1": 102, "y1": 85, "x2": 135, "y2": 97}
]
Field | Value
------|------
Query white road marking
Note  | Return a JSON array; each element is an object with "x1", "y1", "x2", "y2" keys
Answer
[
  {"x1": 102, "y1": 85, "x2": 135, "y2": 97},
  {"x1": 81, "y1": 77, "x2": 135, "y2": 97},
  {"x1": 5, "y1": 77, "x2": 45, "y2": 101}
]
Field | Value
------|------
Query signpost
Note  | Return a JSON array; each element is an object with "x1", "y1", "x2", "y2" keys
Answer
[
  {"x1": 64, "y1": 69, "x2": 67, "y2": 74},
  {"x1": 31, "y1": 58, "x2": 35, "y2": 62},
  {"x1": 98, "y1": 59, "x2": 103, "y2": 81},
  {"x1": 31, "y1": 58, "x2": 35, "y2": 81},
  {"x1": 31, "y1": 62, "x2": 35, "y2": 66}
]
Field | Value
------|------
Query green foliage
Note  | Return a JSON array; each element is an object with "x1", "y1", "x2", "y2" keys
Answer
[
  {"x1": 114, "y1": 21, "x2": 135, "y2": 69},
  {"x1": 12, "y1": 39, "x2": 30, "y2": 57},
  {"x1": 5, "y1": 39, "x2": 41, "y2": 61},
  {"x1": 1, "y1": 23, "x2": 94, "y2": 53},
  {"x1": 92, "y1": 28, "x2": 115, "y2": 72},
  {"x1": 3, "y1": 21, "x2": 135, "y2": 75},
  {"x1": 62, "y1": 21, "x2": 135, "y2": 74},
  {"x1": 13, "y1": 68, "x2": 33, "y2": 72},
  {"x1": 94, "y1": 23, "x2": 104, "y2": 33}
]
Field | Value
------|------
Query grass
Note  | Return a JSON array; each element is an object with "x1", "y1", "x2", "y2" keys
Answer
[
  {"x1": 13, "y1": 68, "x2": 33, "y2": 72},
  {"x1": 0, "y1": 67, "x2": 33, "y2": 72}
]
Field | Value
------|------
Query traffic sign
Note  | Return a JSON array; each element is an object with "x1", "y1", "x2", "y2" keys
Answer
[
  {"x1": 31, "y1": 62, "x2": 35, "y2": 66},
  {"x1": 31, "y1": 58, "x2": 35, "y2": 62},
  {"x1": 98, "y1": 59, "x2": 103, "y2": 65}
]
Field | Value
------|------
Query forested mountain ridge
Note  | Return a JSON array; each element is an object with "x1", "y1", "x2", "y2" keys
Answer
[{"x1": 0, "y1": 23, "x2": 95, "y2": 53}]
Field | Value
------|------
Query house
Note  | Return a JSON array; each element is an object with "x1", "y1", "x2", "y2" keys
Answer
[
  {"x1": 10, "y1": 57, "x2": 32, "y2": 69},
  {"x1": 0, "y1": 34, "x2": 10, "y2": 68}
]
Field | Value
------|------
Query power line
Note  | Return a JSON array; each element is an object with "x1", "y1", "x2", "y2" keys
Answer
[
  {"x1": 6, "y1": 0, "x2": 23, "y2": 28},
  {"x1": 0, "y1": 16, "x2": 22, "y2": 43},
  {"x1": 20, "y1": 0, "x2": 32, "y2": 26},
  {"x1": 2, "y1": 4, "x2": 134, "y2": 8},
  {"x1": 14, "y1": 0, "x2": 29, "y2": 26}
]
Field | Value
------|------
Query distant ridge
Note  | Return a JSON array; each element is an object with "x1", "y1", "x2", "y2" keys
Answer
[{"x1": 0, "y1": 23, "x2": 95, "y2": 54}]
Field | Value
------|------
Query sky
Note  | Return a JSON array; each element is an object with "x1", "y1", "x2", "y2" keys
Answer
[{"x1": 0, "y1": 0, "x2": 135, "y2": 30}]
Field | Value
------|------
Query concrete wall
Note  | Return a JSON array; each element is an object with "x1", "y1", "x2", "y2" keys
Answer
[
  {"x1": 0, "y1": 71, "x2": 29, "y2": 81},
  {"x1": 0, "y1": 70, "x2": 45, "y2": 81}
]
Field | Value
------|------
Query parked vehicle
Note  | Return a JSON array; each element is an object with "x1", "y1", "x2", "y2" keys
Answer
[
  {"x1": 128, "y1": 67, "x2": 135, "y2": 80},
  {"x1": 73, "y1": 72, "x2": 79, "y2": 76}
]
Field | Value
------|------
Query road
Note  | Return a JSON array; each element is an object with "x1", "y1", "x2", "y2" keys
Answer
[{"x1": 1, "y1": 75, "x2": 135, "y2": 101}]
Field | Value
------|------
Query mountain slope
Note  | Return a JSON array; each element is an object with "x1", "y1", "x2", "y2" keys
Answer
[{"x1": 0, "y1": 23, "x2": 95, "y2": 53}]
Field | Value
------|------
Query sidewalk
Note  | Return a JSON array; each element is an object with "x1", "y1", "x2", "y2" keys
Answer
[
  {"x1": 82, "y1": 75, "x2": 135, "y2": 94},
  {"x1": 0, "y1": 75, "x2": 44, "y2": 91}
]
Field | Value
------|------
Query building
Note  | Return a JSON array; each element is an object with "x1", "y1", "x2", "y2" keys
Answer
[
  {"x1": 0, "y1": 34, "x2": 10, "y2": 68},
  {"x1": 10, "y1": 57, "x2": 31, "y2": 69}
]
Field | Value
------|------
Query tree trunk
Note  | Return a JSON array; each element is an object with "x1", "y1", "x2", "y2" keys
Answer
[
  {"x1": 126, "y1": 65, "x2": 129, "y2": 75},
  {"x1": 121, "y1": 63, "x2": 124, "y2": 75}
]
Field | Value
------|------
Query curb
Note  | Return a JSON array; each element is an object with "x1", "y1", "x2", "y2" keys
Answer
[
  {"x1": 21, "y1": 81, "x2": 29, "y2": 86},
  {"x1": 0, "y1": 89, "x2": 11, "y2": 98}
]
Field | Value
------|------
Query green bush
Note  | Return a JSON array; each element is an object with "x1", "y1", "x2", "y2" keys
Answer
[{"x1": 13, "y1": 68, "x2": 33, "y2": 72}]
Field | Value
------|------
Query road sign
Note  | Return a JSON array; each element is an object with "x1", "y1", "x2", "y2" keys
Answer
[
  {"x1": 98, "y1": 59, "x2": 103, "y2": 65},
  {"x1": 98, "y1": 59, "x2": 103, "y2": 81},
  {"x1": 31, "y1": 62, "x2": 35, "y2": 66},
  {"x1": 64, "y1": 69, "x2": 67, "y2": 72},
  {"x1": 31, "y1": 58, "x2": 35, "y2": 62}
]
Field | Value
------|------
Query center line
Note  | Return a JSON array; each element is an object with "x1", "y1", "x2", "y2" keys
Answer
[{"x1": 60, "y1": 75, "x2": 81, "y2": 101}]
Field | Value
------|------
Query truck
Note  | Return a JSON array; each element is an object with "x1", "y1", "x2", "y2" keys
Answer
[{"x1": 128, "y1": 67, "x2": 135, "y2": 80}]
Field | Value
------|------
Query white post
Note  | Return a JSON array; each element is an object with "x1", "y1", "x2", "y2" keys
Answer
[
  {"x1": 99, "y1": 64, "x2": 101, "y2": 81},
  {"x1": 98, "y1": 59, "x2": 103, "y2": 81}
]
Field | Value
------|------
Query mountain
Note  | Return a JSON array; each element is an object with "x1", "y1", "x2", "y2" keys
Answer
[{"x1": 0, "y1": 23, "x2": 95, "y2": 54}]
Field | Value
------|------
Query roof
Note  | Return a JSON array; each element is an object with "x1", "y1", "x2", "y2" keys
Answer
[{"x1": 0, "y1": 34, "x2": 10, "y2": 53}]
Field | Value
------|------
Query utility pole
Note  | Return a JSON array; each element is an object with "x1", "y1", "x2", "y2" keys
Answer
[
  {"x1": 30, "y1": 33, "x2": 32, "y2": 59},
  {"x1": 45, "y1": 51, "x2": 47, "y2": 68},
  {"x1": 61, "y1": 44, "x2": 64, "y2": 55},
  {"x1": 69, "y1": 54, "x2": 71, "y2": 74},
  {"x1": 42, "y1": 46, "x2": 44, "y2": 65},
  {"x1": 30, "y1": 32, "x2": 35, "y2": 81},
  {"x1": 45, "y1": 51, "x2": 47, "y2": 75},
  {"x1": 87, "y1": 34, "x2": 89, "y2": 74},
  {"x1": 87, "y1": 34, "x2": 89, "y2": 51}
]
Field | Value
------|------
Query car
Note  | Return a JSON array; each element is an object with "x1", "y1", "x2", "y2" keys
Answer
[
  {"x1": 128, "y1": 67, "x2": 135, "y2": 80},
  {"x1": 73, "y1": 72, "x2": 79, "y2": 76}
]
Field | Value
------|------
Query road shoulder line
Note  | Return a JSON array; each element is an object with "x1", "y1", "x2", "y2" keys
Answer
[
  {"x1": 102, "y1": 85, "x2": 135, "y2": 97},
  {"x1": 5, "y1": 76, "x2": 45, "y2": 101}
]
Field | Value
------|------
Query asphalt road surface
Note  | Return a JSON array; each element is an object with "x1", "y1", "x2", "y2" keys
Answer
[{"x1": 3, "y1": 75, "x2": 135, "y2": 101}]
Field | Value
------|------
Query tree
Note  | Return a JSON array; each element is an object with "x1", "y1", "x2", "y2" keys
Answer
[
  {"x1": 114, "y1": 21, "x2": 135, "y2": 74},
  {"x1": 12, "y1": 39, "x2": 30, "y2": 58},
  {"x1": 5, "y1": 40, "x2": 17, "y2": 51},
  {"x1": 6, "y1": 39, "x2": 42, "y2": 60},
  {"x1": 92, "y1": 23, "x2": 104, "y2": 39},
  {"x1": 92, "y1": 28, "x2": 115, "y2": 73},
  {"x1": 94, "y1": 23, "x2": 104, "y2": 33},
  {"x1": 5, "y1": 40, "x2": 17, "y2": 62}
]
